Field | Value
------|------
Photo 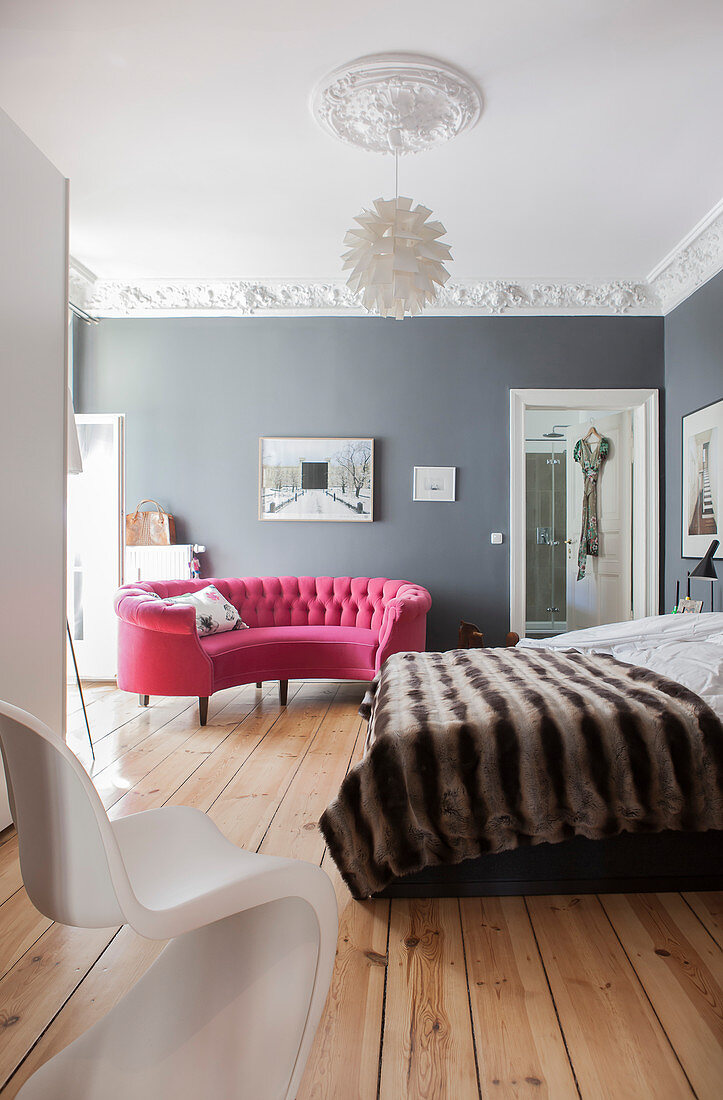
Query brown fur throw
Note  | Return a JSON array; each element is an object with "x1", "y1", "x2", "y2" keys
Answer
[{"x1": 320, "y1": 648, "x2": 723, "y2": 898}]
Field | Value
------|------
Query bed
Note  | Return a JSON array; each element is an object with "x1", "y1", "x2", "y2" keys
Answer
[{"x1": 320, "y1": 613, "x2": 723, "y2": 898}]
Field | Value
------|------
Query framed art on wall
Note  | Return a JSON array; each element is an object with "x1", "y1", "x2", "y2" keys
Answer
[
  {"x1": 259, "y1": 437, "x2": 374, "y2": 521},
  {"x1": 682, "y1": 398, "x2": 722, "y2": 559},
  {"x1": 412, "y1": 466, "x2": 456, "y2": 502}
]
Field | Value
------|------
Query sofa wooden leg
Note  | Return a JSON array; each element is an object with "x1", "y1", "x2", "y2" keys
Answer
[
  {"x1": 279, "y1": 680, "x2": 288, "y2": 707},
  {"x1": 139, "y1": 695, "x2": 149, "y2": 707},
  {"x1": 256, "y1": 682, "x2": 262, "y2": 689},
  {"x1": 199, "y1": 697, "x2": 209, "y2": 726}
]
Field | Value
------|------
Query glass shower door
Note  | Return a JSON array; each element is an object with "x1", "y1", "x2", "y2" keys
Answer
[{"x1": 525, "y1": 440, "x2": 567, "y2": 636}]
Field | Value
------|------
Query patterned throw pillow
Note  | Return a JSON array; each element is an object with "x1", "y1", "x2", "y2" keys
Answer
[{"x1": 162, "y1": 585, "x2": 248, "y2": 636}]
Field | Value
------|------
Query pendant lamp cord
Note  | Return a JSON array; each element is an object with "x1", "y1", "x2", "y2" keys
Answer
[{"x1": 395, "y1": 148, "x2": 399, "y2": 202}]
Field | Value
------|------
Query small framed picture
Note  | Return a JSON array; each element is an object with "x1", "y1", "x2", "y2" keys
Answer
[
  {"x1": 682, "y1": 398, "x2": 722, "y2": 559},
  {"x1": 412, "y1": 466, "x2": 456, "y2": 502},
  {"x1": 678, "y1": 597, "x2": 703, "y2": 614}
]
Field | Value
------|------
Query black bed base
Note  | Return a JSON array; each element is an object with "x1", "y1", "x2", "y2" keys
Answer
[{"x1": 376, "y1": 829, "x2": 723, "y2": 898}]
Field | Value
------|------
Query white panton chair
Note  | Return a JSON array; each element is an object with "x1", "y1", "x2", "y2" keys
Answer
[{"x1": 0, "y1": 700, "x2": 337, "y2": 1099}]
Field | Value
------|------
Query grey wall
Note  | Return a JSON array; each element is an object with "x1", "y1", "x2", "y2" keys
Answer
[
  {"x1": 664, "y1": 270, "x2": 723, "y2": 613},
  {"x1": 76, "y1": 315, "x2": 663, "y2": 647}
]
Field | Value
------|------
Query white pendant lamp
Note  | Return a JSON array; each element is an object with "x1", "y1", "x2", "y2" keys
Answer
[
  {"x1": 342, "y1": 196, "x2": 452, "y2": 320},
  {"x1": 313, "y1": 53, "x2": 482, "y2": 320}
]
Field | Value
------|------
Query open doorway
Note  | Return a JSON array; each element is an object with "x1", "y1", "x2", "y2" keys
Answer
[
  {"x1": 510, "y1": 389, "x2": 659, "y2": 639},
  {"x1": 67, "y1": 414, "x2": 125, "y2": 680}
]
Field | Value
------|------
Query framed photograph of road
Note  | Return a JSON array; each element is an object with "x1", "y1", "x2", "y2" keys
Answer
[
  {"x1": 682, "y1": 399, "x2": 722, "y2": 559},
  {"x1": 259, "y1": 437, "x2": 374, "y2": 521}
]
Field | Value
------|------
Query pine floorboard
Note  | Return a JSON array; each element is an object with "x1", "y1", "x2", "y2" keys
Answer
[
  {"x1": 599, "y1": 892, "x2": 723, "y2": 1099},
  {"x1": 683, "y1": 890, "x2": 723, "y2": 948},
  {"x1": 461, "y1": 895, "x2": 578, "y2": 1097},
  {"x1": 380, "y1": 897, "x2": 479, "y2": 1099},
  {"x1": 0, "y1": 681, "x2": 721, "y2": 1098},
  {"x1": 525, "y1": 894, "x2": 693, "y2": 1098},
  {"x1": 298, "y1": 714, "x2": 388, "y2": 1100}
]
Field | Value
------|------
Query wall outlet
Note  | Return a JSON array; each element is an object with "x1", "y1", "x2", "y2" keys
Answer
[{"x1": 491, "y1": 532, "x2": 503, "y2": 545}]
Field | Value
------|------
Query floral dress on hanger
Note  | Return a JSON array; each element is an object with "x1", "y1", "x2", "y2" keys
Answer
[{"x1": 574, "y1": 435, "x2": 610, "y2": 580}]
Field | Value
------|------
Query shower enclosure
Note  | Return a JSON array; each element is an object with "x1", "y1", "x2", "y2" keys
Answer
[{"x1": 525, "y1": 428, "x2": 567, "y2": 636}]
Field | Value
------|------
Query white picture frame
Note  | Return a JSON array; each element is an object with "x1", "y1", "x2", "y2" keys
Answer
[
  {"x1": 412, "y1": 465, "x2": 456, "y2": 502},
  {"x1": 682, "y1": 398, "x2": 722, "y2": 559},
  {"x1": 259, "y1": 437, "x2": 374, "y2": 521}
]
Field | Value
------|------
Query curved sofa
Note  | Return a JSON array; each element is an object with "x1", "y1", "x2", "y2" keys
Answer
[{"x1": 114, "y1": 576, "x2": 431, "y2": 724}]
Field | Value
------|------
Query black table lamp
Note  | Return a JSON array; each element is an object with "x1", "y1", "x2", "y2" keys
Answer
[{"x1": 689, "y1": 539, "x2": 719, "y2": 611}]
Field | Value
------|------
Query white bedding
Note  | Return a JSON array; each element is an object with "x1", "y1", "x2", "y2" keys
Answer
[{"x1": 518, "y1": 612, "x2": 723, "y2": 719}]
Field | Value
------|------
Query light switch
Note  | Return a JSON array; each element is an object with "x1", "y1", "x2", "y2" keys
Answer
[{"x1": 490, "y1": 532, "x2": 503, "y2": 545}]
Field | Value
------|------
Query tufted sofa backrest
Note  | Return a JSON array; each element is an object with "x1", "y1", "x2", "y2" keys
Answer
[{"x1": 127, "y1": 577, "x2": 411, "y2": 631}]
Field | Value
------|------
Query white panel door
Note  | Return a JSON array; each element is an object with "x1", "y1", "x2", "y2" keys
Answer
[
  {"x1": 565, "y1": 411, "x2": 633, "y2": 631},
  {"x1": 0, "y1": 111, "x2": 68, "y2": 828}
]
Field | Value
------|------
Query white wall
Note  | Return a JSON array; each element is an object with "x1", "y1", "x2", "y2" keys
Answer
[
  {"x1": 525, "y1": 409, "x2": 587, "y2": 454},
  {"x1": 0, "y1": 110, "x2": 68, "y2": 828}
]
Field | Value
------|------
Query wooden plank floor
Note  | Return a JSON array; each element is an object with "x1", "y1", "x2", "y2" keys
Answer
[{"x1": 1, "y1": 682, "x2": 722, "y2": 1098}]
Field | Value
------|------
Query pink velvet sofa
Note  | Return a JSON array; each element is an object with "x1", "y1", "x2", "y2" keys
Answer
[{"x1": 114, "y1": 576, "x2": 431, "y2": 725}]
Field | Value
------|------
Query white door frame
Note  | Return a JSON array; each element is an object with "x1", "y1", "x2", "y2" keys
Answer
[{"x1": 510, "y1": 388, "x2": 659, "y2": 638}]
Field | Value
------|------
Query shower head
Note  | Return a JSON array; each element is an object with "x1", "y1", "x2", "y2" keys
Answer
[{"x1": 543, "y1": 424, "x2": 570, "y2": 439}]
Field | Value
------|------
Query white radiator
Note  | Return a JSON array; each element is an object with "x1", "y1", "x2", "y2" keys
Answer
[{"x1": 124, "y1": 544, "x2": 205, "y2": 583}]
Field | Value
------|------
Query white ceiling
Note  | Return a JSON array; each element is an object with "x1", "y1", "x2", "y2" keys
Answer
[{"x1": 1, "y1": 0, "x2": 722, "y2": 283}]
